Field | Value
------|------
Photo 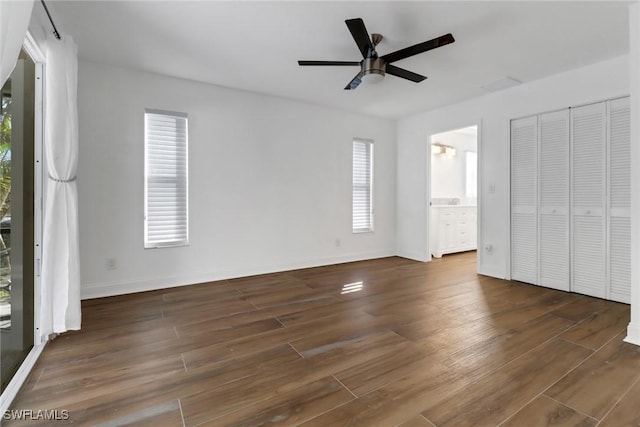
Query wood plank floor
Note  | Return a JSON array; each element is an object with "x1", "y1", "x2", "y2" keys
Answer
[{"x1": 7, "y1": 251, "x2": 639, "y2": 426}]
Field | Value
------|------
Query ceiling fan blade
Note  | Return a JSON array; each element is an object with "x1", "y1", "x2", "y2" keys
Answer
[
  {"x1": 345, "y1": 18, "x2": 374, "y2": 58},
  {"x1": 344, "y1": 73, "x2": 363, "y2": 90},
  {"x1": 382, "y1": 33, "x2": 455, "y2": 64},
  {"x1": 298, "y1": 60, "x2": 361, "y2": 66},
  {"x1": 386, "y1": 64, "x2": 427, "y2": 83}
]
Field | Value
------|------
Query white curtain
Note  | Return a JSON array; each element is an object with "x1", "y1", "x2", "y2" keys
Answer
[
  {"x1": 41, "y1": 34, "x2": 81, "y2": 336},
  {"x1": 0, "y1": 0, "x2": 34, "y2": 86}
]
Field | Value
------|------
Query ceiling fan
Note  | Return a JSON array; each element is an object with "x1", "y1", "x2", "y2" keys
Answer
[{"x1": 298, "y1": 18, "x2": 454, "y2": 90}]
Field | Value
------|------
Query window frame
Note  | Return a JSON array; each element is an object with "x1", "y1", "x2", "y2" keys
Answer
[{"x1": 144, "y1": 108, "x2": 189, "y2": 249}]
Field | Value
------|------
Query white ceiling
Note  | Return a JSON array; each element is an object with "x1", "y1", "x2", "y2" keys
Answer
[{"x1": 47, "y1": 1, "x2": 630, "y2": 119}]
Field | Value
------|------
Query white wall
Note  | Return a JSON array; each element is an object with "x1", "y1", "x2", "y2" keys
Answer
[
  {"x1": 397, "y1": 55, "x2": 629, "y2": 276},
  {"x1": 430, "y1": 130, "x2": 477, "y2": 201},
  {"x1": 77, "y1": 61, "x2": 396, "y2": 298}
]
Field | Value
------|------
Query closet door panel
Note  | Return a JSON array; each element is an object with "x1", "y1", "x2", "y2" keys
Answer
[
  {"x1": 511, "y1": 116, "x2": 537, "y2": 284},
  {"x1": 540, "y1": 214, "x2": 569, "y2": 290},
  {"x1": 573, "y1": 216, "x2": 606, "y2": 298},
  {"x1": 512, "y1": 213, "x2": 537, "y2": 282},
  {"x1": 608, "y1": 97, "x2": 631, "y2": 303},
  {"x1": 538, "y1": 110, "x2": 570, "y2": 291},
  {"x1": 571, "y1": 102, "x2": 606, "y2": 298},
  {"x1": 610, "y1": 217, "x2": 631, "y2": 302}
]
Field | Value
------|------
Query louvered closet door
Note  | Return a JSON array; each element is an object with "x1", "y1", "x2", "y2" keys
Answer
[
  {"x1": 608, "y1": 97, "x2": 631, "y2": 303},
  {"x1": 511, "y1": 116, "x2": 538, "y2": 284},
  {"x1": 538, "y1": 110, "x2": 570, "y2": 291},
  {"x1": 571, "y1": 102, "x2": 606, "y2": 298}
]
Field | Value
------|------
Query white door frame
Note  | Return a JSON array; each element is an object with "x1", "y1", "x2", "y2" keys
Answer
[{"x1": 425, "y1": 120, "x2": 482, "y2": 269}]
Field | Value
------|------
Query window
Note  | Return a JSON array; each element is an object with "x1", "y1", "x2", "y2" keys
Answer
[
  {"x1": 465, "y1": 150, "x2": 477, "y2": 198},
  {"x1": 352, "y1": 138, "x2": 373, "y2": 232},
  {"x1": 1, "y1": 48, "x2": 36, "y2": 392},
  {"x1": 144, "y1": 109, "x2": 188, "y2": 248}
]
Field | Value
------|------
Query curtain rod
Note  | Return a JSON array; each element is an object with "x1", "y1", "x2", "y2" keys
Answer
[{"x1": 40, "y1": 0, "x2": 61, "y2": 40}]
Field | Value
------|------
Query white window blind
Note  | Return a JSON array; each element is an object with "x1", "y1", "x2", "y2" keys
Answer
[
  {"x1": 144, "y1": 109, "x2": 189, "y2": 248},
  {"x1": 352, "y1": 138, "x2": 373, "y2": 232}
]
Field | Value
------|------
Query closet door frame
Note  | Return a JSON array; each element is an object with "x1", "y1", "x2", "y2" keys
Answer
[{"x1": 605, "y1": 100, "x2": 612, "y2": 301}]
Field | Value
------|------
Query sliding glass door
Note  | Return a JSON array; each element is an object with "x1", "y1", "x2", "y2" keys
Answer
[{"x1": 0, "y1": 49, "x2": 36, "y2": 393}]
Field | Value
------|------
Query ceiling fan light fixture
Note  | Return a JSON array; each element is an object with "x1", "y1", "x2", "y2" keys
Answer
[
  {"x1": 361, "y1": 57, "x2": 385, "y2": 84},
  {"x1": 361, "y1": 69, "x2": 385, "y2": 84}
]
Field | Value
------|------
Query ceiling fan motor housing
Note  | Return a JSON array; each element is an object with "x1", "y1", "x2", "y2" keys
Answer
[{"x1": 362, "y1": 57, "x2": 386, "y2": 83}]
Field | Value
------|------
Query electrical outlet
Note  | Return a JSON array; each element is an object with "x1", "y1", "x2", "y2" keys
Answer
[
  {"x1": 335, "y1": 238, "x2": 341, "y2": 247},
  {"x1": 489, "y1": 183, "x2": 496, "y2": 194},
  {"x1": 485, "y1": 244, "x2": 493, "y2": 254},
  {"x1": 106, "y1": 258, "x2": 117, "y2": 270}
]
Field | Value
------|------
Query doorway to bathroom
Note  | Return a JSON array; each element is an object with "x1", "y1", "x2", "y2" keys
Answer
[{"x1": 429, "y1": 125, "x2": 478, "y2": 259}]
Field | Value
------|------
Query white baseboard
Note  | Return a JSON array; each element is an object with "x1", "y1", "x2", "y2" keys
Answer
[
  {"x1": 477, "y1": 265, "x2": 508, "y2": 280},
  {"x1": 0, "y1": 344, "x2": 46, "y2": 413},
  {"x1": 624, "y1": 322, "x2": 640, "y2": 347},
  {"x1": 395, "y1": 250, "x2": 429, "y2": 262},
  {"x1": 81, "y1": 250, "x2": 396, "y2": 299}
]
